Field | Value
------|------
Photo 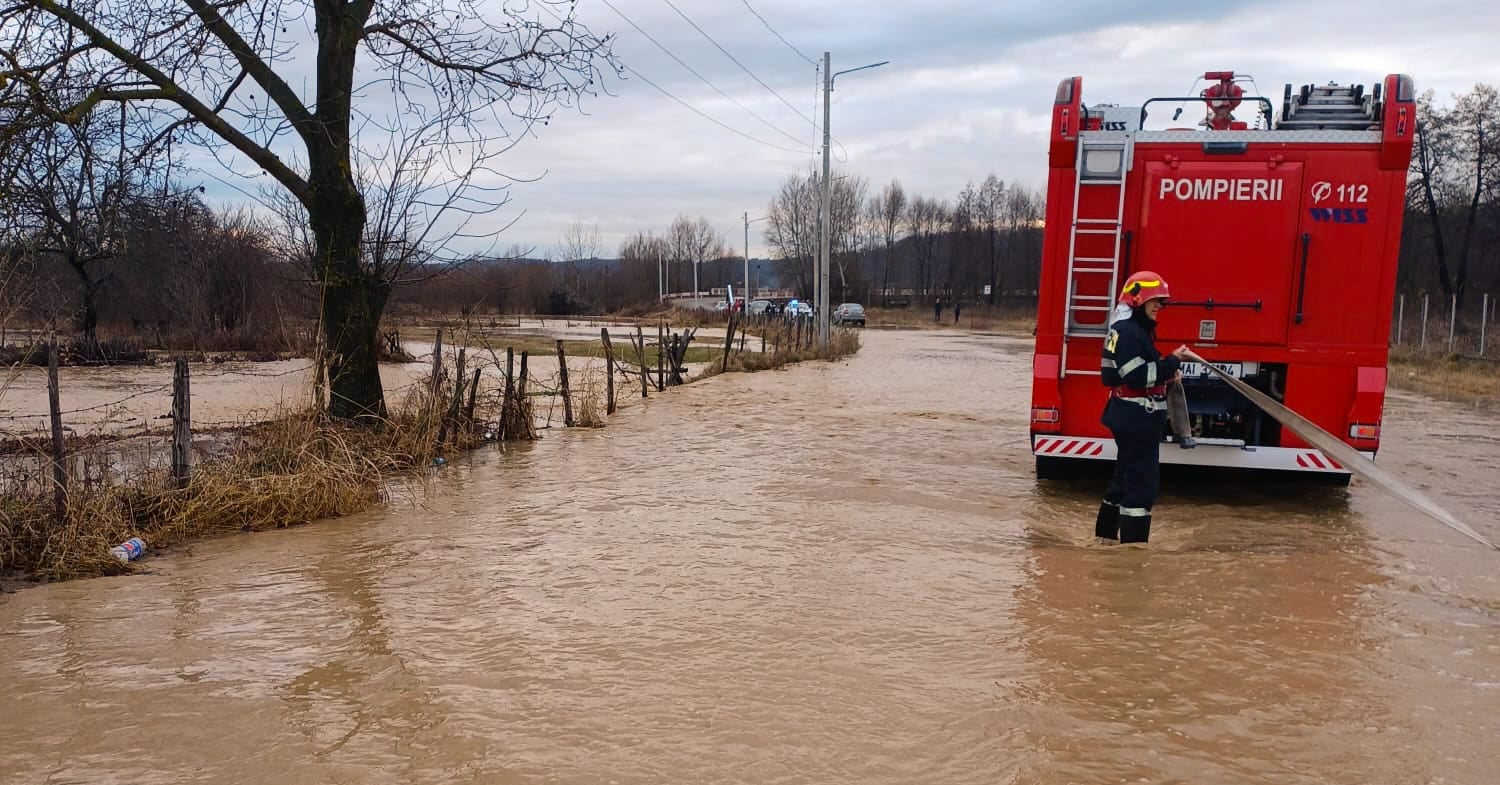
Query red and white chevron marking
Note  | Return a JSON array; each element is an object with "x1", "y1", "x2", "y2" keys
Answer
[
  {"x1": 1033, "y1": 437, "x2": 1106, "y2": 457},
  {"x1": 1294, "y1": 451, "x2": 1344, "y2": 471}
]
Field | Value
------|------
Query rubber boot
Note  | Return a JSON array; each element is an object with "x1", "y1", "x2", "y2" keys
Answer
[
  {"x1": 1119, "y1": 513, "x2": 1152, "y2": 544},
  {"x1": 1094, "y1": 501, "x2": 1120, "y2": 541}
]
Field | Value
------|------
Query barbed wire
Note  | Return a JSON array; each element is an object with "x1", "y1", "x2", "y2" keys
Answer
[{"x1": 0, "y1": 384, "x2": 173, "y2": 421}]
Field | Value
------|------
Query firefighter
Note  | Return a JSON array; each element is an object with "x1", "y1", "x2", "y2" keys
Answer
[{"x1": 1096, "y1": 271, "x2": 1191, "y2": 544}]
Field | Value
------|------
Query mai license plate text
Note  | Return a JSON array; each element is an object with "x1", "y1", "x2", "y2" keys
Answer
[{"x1": 1180, "y1": 361, "x2": 1243, "y2": 378}]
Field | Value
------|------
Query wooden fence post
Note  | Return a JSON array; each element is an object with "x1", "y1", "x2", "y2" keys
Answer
[
  {"x1": 501, "y1": 347, "x2": 515, "y2": 440},
  {"x1": 635, "y1": 325, "x2": 649, "y2": 398},
  {"x1": 172, "y1": 357, "x2": 192, "y2": 489},
  {"x1": 722, "y1": 313, "x2": 737, "y2": 373},
  {"x1": 429, "y1": 328, "x2": 445, "y2": 411},
  {"x1": 437, "y1": 347, "x2": 465, "y2": 445},
  {"x1": 601, "y1": 328, "x2": 617, "y2": 415},
  {"x1": 47, "y1": 338, "x2": 67, "y2": 520},
  {"x1": 656, "y1": 322, "x2": 666, "y2": 391},
  {"x1": 463, "y1": 368, "x2": 481, "y2": 428},
  {"x1": 557, "y1": 339, "x2": 574, "y2": 426},
  {"x1": 518, "y1": 350, "x2": 529, "y2": 400}
]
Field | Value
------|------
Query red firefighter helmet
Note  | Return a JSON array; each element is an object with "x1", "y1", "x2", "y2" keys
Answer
[{"x1": 1118, "y1": 271, "x2": 1171, "y2": 307}]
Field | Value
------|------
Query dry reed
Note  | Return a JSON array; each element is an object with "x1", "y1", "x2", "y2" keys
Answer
[{"x1": 0, "y1": 351, "x2": 509, "y2": 583}]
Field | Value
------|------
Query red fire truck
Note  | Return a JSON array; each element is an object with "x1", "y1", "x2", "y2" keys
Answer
[{"x1": 1029, "y1": 71, "x2": 1416, "y2": 483}]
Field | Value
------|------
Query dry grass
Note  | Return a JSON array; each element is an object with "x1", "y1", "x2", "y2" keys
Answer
[
  {"x1": 0, "y1": 354, "x2": 521, "y2": 583},
  {"x1": 572, "y1": 364, "x2": 607, "y2": 428},
  {"x1": 692, "y1": 320, "x2": 862, "y2": 381},
  {"x1": 1388, "y1": 346, "x2": 1500, "y2": 405},
  {"x1": 863, "y1": 304, "x2": 1036, "y2": 335}
]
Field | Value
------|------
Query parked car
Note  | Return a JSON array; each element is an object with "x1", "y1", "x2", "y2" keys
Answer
[
  {"x1": 833, "y1": 302, "x2": 866, "y2": 327},
  {"x1": 784, "y1": 301, "x2": 813, "y2": 318}
]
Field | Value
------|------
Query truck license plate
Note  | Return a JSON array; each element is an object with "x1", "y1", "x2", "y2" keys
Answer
[{"x1": 1180, "y1": 361, "x2": 1243, "y2": 379}]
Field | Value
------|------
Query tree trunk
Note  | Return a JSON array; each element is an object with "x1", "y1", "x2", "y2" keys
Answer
[
  {"x1": 310, "y1": 168, "x2": 384, "y2": 422},
  {"x1": 309, "y1": 0, "x2": 383, "y2": 423},
  {"x1": 1417, "y1": 125, "x2": 1454, "y2": 297},
  {"x1": 65, "y1": 253, "x2": 99, "y2": 343},
  {"x1": 317, "y1": 232, "x2": 387, "y2": 423},
  {"x1": 1455, "y1": 120, "x2": 1483, "y2": 309}
]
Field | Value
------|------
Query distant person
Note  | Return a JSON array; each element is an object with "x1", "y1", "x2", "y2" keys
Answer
[
  {"x1": 934, "y1": 300, "x2": 942, "y2": 323},
  {"x1": 954, "y1": 302, "x2": 961, "y2": 323},
  {"x1": 1096, "y1": 271, "x2": 1191, "y2": 545}
]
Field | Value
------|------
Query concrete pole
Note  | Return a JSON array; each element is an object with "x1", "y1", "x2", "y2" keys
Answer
[
  {"x1": 1396, "y1": 293, "x2": 1404, "y2": 345},
  {"x1": 657, "y1": 249, "x2": 663, "y2": 302},
  {"x1": 819, "y1": 51, "x2": 833, "y2": 348},
  {"x1": 1481, "y1": 293, "x2": 1489, "y2": 357},
  {"x1": 744, "y1": 212, "x2": 751, "y2": 302},
  {"x1": 1449, "y1": 294, "x2": 1457, "y2": 352},
  {"x1": 1421, "y1": 295, "x2": 1428, "y2": 349}
]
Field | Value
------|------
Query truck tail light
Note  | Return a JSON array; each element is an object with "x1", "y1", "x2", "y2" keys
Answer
[
  {"x1": 1349, "y1": 424, "x2": 1380, "y2": 440},
  {"x1": 1032, "y1": 407, "x2": 1060, "y2": 424}
]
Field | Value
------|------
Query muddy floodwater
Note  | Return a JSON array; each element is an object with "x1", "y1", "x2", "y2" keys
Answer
[{"x1": 3, "y1": 329, "x2": 1499, "y2": 784}]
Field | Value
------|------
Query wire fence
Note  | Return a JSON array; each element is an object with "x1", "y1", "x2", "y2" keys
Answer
[{"x1": 1391, "y1": 292, "x2": 1495, "y2": 359}]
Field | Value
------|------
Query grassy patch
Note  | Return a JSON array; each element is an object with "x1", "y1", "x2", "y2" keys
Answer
[
  {"x1": 863, "y1": 305, "x2": 1036, "y2": 335},
  {"x1": 692, "y1": 323, "x2": 862, "y2": 381},
  {"x1": 400, "y1": 326, "x2": 718, "y2": 367},
  {"x1": 1388, "y1": 346, "x2": 1500, "y2": 404}
]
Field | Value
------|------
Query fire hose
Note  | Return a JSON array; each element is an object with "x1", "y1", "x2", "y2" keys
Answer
[{"x1": 1181, "y1": 349, "x2": 1498, "y2": 551}]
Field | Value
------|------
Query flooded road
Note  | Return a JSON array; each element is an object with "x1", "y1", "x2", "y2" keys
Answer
[{"x1": 3, "y1": 329, "x2": 1499, "y2": 784}]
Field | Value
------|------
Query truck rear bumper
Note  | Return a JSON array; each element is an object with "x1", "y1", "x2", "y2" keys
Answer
[{"x1": 1031, "y1": 435, "x2": 1372, "y2": 474}]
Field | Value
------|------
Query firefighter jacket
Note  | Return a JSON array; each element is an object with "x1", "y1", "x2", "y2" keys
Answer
[{"x1": 1101, "y1": 310, "x2": 1180, "y2": 436}]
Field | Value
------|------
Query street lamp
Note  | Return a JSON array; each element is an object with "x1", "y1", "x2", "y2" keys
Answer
[
  {"x1": 744, "y1": 212, "x2": 767, "y2": 302},
  {"x1": 819, "y1": 53, "x2": 889, "y2": 348}
]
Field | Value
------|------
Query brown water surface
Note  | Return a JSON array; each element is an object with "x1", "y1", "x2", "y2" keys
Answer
[{"x1": 3, "y1": 329, "x2": 1498, "y2": 784}]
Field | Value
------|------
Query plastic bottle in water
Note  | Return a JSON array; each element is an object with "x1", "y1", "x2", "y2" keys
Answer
[{"x1": 110, "y1": 537, "x2": 145, "y2": 564}]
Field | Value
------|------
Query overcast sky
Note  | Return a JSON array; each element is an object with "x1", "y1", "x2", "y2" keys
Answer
[{"x1": 198, "y1": 0, "x2": 1500, "y2": 260}]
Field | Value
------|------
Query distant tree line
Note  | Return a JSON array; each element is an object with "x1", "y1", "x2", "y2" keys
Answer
[{"x1": 5, "y1": 83, "x2": 1493, "y2": 345}]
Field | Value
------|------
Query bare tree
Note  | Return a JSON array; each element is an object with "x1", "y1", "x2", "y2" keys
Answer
[
  {"x1": 1449, "y1": 85, "x2": 1499, "y2": 307},
  {"x1": 668, "y1": 215, "x2": 724, "y2": 297},
  {"x1": 867, "y1": 179, "x2": 906, "y2": 305},
  {"x1": 617, "y1": 230, "x2": 667, "y2": 305},
  {"x1": 0, "y1": 98, "x2": 173, "y2": 341},
  {"x1": 554, "y1": 218, "x2": 601, "y2": 302},
  {"x1": 1407, "y1": 85, "x2": 1500, "y2": 306},
  {"x1": 765, "y1": 172, "x2": 819, "y2": 297},
  {"x1": 2, "y1": 0, "x2": 620, "y2": 421},
  {"x1": 1409, "y1": 91, "x2": 1458, "y2": 298},
  {"x1": 829, "y1": 172, "x2": 868, "y2": 301},
  {"x1": 978, "y1": 174, "x2": 1006, "y2": 304},
  {"x1": 905, "y1": 196, "x2": 946, "y2": 298}
]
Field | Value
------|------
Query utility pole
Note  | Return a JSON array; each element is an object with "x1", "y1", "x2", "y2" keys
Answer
[
  {"x1": 743, "y1": 212, "x2": 751, "y2": 302},
  {"x1": 815, "y1": 53, "x2": 889, "y2": 347},
  {"x1": 658, "y1": 248, "x2": 664, "y2": 302},
  {"x1": 819, "y1": 51, "x2": 832, "y2": 348}
]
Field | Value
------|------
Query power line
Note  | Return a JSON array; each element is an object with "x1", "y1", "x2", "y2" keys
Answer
[
  {"x1": 737, "y1": 0, "x2": 816, "y2": 66},
  {"x1": 661, "y1": 0, "x2": 819, "y2": 131},
  {"x1": 596, "y1": 0, "x2": 808, "y2": 149},
  {"x1": 619, "y1": 65, "x2": 810, "y2": 155}
]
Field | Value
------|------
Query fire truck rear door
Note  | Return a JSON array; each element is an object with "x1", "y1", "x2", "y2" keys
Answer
[{"x1": 1138, "y1": 161, "x2": 1305, "y2": 347}]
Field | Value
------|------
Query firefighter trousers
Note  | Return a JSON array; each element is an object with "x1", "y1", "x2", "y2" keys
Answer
[{"x1": 1094, "y1": 431, "x2": 1161, "y2": 543}]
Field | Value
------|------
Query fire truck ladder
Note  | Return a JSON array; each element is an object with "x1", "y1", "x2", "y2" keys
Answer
[
  {"x1": 1278, "y1": 82, "x2": 1379, "y2": 130},
  {"x1": 1061, "y1": 135, "x2": 1131, "y2": 376}
]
